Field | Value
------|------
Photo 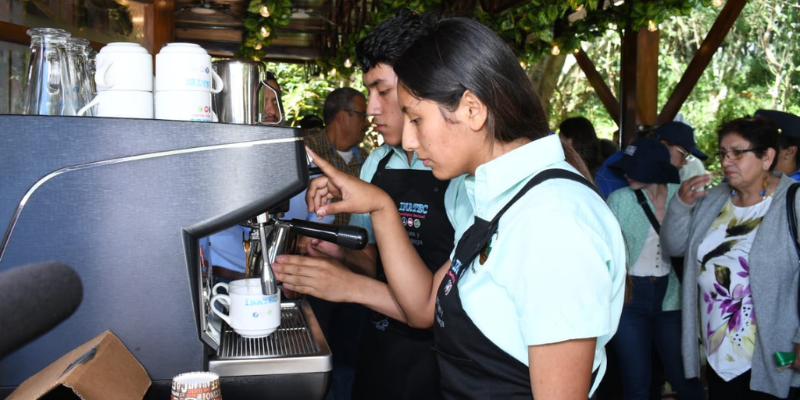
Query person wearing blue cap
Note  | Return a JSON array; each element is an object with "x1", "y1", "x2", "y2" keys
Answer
[
  {"x1": 756, "y1": 109, "x2": 800, "y2": 181},
  {"x1": 606, "y1": 138, "x2": 707, "y2": 400},
  {"x1": 594, "y1": 122, "x2": 708, "y2": 198}
]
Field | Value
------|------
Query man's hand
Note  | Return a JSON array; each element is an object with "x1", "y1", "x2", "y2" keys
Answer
[{"x1": 295, "y1": 236, "x2": 346, "y2": 261}]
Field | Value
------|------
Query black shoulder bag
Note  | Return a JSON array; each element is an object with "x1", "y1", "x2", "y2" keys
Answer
[
  {"x1": 786, "y1": 183, "x2": 800, "y2": 315},
  {"x1": 634, "y1": 189, "x2": 683, "y2": 281}
]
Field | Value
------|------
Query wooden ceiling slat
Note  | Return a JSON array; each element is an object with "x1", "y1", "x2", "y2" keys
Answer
[{"x1": 175, "y1": 27, "x2": 243, "y2": 42}]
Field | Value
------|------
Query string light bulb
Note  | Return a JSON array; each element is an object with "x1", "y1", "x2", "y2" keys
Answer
[
  {"x1": 519, "y1": 61, "x2": 526, "y2": 69},
  {"x1": 647, "y1": 20, "x2": 658, "y2": 32},
  {"x1": 712, "y1": 0, "x2": 723, "y2": 6},
  {"x1": 344, "y1": 58, "x2": 352, "y2": 68},
  {"x1": 260, "y1": 5, "x2": 270, "y2": 17},
  {"x1": 260, "y1": 26, "x2": 270, "y2": 38},
  {"x1": 254, "y1": 43, "x2": 262, "y2": 50},
  {"x1": 331, "y1": 68, "x2": 337, "y2": 77},
  {"x1": 551, "y1": 44, "x2": 560, "y2": 56}
]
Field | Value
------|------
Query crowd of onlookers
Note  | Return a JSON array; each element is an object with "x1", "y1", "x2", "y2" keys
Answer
[{"x1": 563, "y1": 110, "x2": 800, "y2": 400}]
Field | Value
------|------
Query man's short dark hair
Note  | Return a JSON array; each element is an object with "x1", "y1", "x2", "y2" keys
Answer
[
  {"x1": 355, "y1": 9, "x2": 434, "y2": 73},
  {"x1": 301, "y1": 114, "x2": 324, "y2": 130},
  {"x1": 322, "y1": 87, "x2": 365, "y2": 125}
]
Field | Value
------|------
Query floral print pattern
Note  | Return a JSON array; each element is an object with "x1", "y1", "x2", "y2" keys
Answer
[{"x1": 696, "y1": 198, "x2": 770, "y2": 380}]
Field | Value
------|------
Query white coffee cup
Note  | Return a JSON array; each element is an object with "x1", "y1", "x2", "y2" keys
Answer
[
  {"x1": 155, "y1": 91, "x2": 217, "y2": 122},
  {"x1": 212, "y1": 279, "x2": 252, "y2": 296},
  {"x1": 95, "y1": 42, "x2": 153, "y2": 92},
  {"x1": 211, "y1": 278, "x2": 281, "y2": 338},
  {"x1": 77, "y1": 90, "x2": 153, "y2": 119},
  {"x1": 156, "y1": 43, "x2": 223, "y2": 93}
]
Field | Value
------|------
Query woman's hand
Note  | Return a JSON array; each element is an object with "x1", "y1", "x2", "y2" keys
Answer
[
  {"x1": 678, "y1": 174, "x2": 713, "y2": 205},
  {"x1": 305, "y1": 147, "x2": 392, "y2": 219}
]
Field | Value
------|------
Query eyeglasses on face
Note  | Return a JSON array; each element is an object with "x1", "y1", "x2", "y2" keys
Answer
[
  {"x1": 715, "y1": 148, "x2": 762, "y2": 161},
  {"x1": 344, "y1": 109, "x2": 368, "y2": 120},
  {"x1": 673, "y1": 146, "x2": 690, "y2": 160}
]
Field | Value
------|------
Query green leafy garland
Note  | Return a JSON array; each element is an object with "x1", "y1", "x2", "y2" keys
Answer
[
  {"x1": 238, "y1": 0, "x2": 293, "y2": 61},
  {"x1": 239, "y1": 0, "x2": 721, "y2": 71}
]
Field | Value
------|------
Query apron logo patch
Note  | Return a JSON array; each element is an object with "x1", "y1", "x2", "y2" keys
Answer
[
  {"x1": 374, "y1": 318, "x2": 389, "y2": 331},
  {"x1": 479, "y1": 239, "x2": 493, "y2": 265},
  {"x1": 443, "y1": 259, "x2": 461, "y2": 296}
]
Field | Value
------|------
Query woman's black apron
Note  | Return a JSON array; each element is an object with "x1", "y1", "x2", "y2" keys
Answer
[
  {"x1": 351, "y1": 151, "x2": 454, "y2": 400},
  {"x1": 434, "y1": 169, "x2": 600, "y2": 400}
]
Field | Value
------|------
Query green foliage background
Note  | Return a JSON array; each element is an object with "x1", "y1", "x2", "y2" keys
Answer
[{"x1": 267, "y1": 0, "x2": 799, "y2": 174}]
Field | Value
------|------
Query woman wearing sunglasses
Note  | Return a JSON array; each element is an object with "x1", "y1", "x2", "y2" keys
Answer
[{"x1": 662, "y1": 116, "x2": 800, "y2": 399}]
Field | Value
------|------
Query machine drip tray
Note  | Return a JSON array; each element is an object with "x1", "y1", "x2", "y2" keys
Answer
[{"x1": 209, "y1": 300, "x2": 331, "y2": 378}]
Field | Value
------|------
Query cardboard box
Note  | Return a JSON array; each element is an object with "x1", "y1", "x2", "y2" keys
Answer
[{"x1": 7, "y1": 331, "x2": 151, "y2": 400}]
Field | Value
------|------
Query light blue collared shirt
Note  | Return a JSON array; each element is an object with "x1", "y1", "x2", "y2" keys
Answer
[{"x1": 447, "y1": 135, "x2": 627, "y2": 396}]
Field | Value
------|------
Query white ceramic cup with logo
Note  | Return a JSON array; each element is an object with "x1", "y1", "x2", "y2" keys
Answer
[
  {"x1": 77, "y1": 90, "x2": 153, "y2": 118},
  {"x1": 155, "y1": 91, "x2": 217, "y2": 122},
  {"x1": 156, "y1": 43, "x2": 223, "y2": 93},
  {"x1": 95, "y1": 42, "x2": 153, "y2": 92},
  {"x1": 211, "y1": 278, "x2": 281, "y2": 338},
  {"x1": 212, "y1": 278, "x2": 252, "y2": 296}
]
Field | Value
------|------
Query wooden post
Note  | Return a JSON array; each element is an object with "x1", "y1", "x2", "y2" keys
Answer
[
  {"x1": 145, "y1": 0, "x2": 174, "y2": 62},
  {"x1": 657, "y1": 0, "x2": 747, "y2": 125},
  {"x1": 620, "y1": 24, "x2": 638, "y2": 148},
  {"x1": 573, "y1": 48, "x2": 620, "y2": 126},
  {"x1": 637, "y1": 26, "x2": 659, "y2": 128}
]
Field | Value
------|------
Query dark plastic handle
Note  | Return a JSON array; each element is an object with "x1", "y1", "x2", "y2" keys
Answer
[{"x1": 288, "y1": 219, "x2": 368, "y2": 250}]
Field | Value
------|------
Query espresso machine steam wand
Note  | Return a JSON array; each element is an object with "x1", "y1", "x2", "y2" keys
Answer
[{"x1": 244, "y1": 213, "x2": 369, "y2": 296}]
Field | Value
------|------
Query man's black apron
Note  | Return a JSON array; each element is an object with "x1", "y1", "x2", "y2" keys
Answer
[
  {"x1": 434, "y1": 169, "x2": 600, "y2": 400},
  {"x1": 352, "y1": 151, "x2": 454, "y2": 400}
]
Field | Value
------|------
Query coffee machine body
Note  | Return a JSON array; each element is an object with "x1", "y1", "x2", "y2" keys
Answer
[{"x1": 0, "y1": 115, "x2": 314, "y2": 393}]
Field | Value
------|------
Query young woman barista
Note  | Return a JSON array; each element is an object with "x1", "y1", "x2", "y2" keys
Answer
[{"x1": 274, "y1": 17, "x2": 627, "y2": 400}]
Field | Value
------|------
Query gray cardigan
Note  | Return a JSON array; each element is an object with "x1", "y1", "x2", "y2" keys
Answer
[{"x1": 661, "y1": 173, "x2": 800, "y2": 397}]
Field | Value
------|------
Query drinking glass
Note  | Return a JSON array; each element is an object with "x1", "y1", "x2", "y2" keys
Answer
[
  {"x1": 22, "y1": 28, "x2": 77, "y2": 115},
  {"x1": 66, "y1": 37, "x2": 93, "y2": 115}
]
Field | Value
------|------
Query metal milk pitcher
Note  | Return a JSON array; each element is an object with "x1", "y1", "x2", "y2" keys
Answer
[{"x1": 212, "y1": 60, "x2": 281, "y2": 124}]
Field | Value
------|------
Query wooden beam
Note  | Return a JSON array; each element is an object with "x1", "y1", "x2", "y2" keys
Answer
[
  {"x1": 145, "y1": 0, "x2": 174, "y2": 57},
  {"x1": 657, "y1": 0, "x2": 747, "y2": 125},
  {"x1": 478, "y1": 0, "x2": 529, "y2": 14},
  {"x1": 0, "y1": 21, "x2": 104, "y2": 51},
  {"x1": 620, "y1": 24, "x2": 638, "y2": 148},
  {"x1": 574, "y1": 48, "x2": 620, "y2": 126},
  {"x1": 174, "y1": 27, "x2": 243, "y2": 42},
  {"x1": 637, "y1": 26, "x2": 659, "y2": 127},
  {"x1": 0, "y1": 21, "x2": 31, "y2": 46}
]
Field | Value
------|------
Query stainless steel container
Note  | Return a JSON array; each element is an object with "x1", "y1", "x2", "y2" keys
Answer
[{"x1": 213, "y1": 59, "x2": 278, "y2": 124}]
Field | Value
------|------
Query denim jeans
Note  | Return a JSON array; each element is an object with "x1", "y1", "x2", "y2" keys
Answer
[{"x1": 611, "y1": 275, "x2": 706, "y2": 400}]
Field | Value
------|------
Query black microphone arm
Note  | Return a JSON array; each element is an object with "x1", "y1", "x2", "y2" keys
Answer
[{"x1": 0, "y1": 261, "x2": 83, "y2": 359}]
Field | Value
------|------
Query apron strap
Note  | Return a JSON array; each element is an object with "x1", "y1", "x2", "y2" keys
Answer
[{"x1": 452, "y1": 168, "x2": 598, "y2": 280}]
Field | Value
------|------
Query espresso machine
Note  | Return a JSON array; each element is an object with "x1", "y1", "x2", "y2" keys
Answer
[{"x1": 0, "y1": 114, "x2": 361, "y2": 399}]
